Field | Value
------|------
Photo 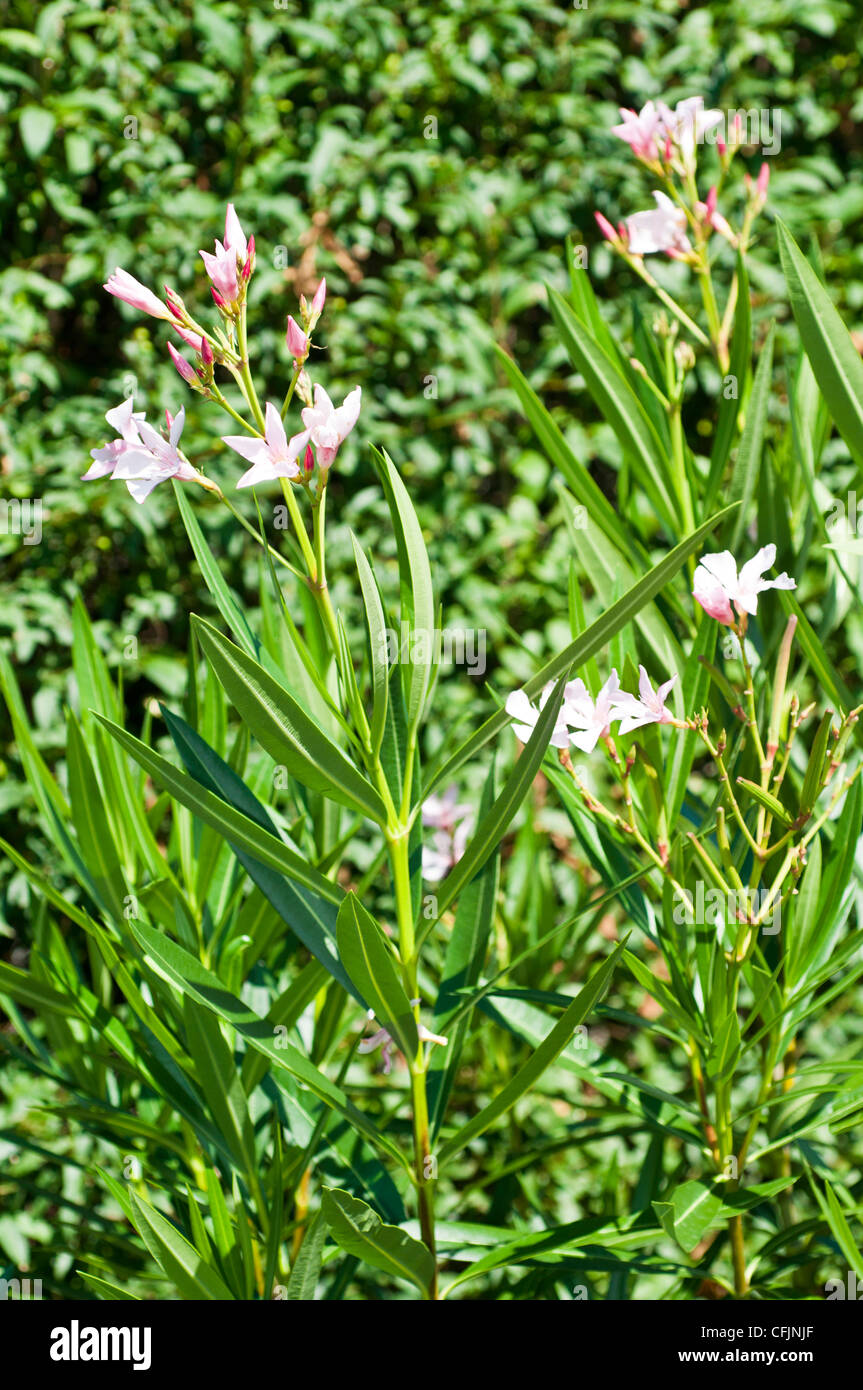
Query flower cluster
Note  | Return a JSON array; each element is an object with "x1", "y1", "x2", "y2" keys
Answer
[
  {"x1": 506, "y1": 668, "x2": 677, "y2": 751},
  {"x1": 507, "y1": 545, "x2": 796, "y2": 752},
  {"x1": 90, "y1": 204, "x2": 361, "y2": 503}
]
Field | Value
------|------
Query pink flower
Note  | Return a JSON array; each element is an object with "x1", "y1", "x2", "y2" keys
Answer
[
  {"x1": 693, "y1": 546, "x2": 796, "y2": 625},
  {"x1": 200, "y1": 241, "x2": 239, "y2": 304},
  {"x1": 199, "y1": 204, "x2": 249, "y2": 306},
  {"x1": 625, "y1": 192, "x2": 690, "y2": 256},
  {"x1": 103, "y1": 268, "x2": 172, "y2": 321},
  {"x1": 610, "y1": 667, "x2": 677, "y2": 735},
  {"x1": 505, "y1": 683, "x2": 572, "y2": 750},
  {"x1": 289, "y1": 384, "x2": 362, "y2": 473},
  {"x1": 658, "y1": 96, "x2": 723, "y2": 159},
  {"x1": 564, "y1": 672, "x2": 622, "y2": 753},
  {"x1": 222, "y1": 401, "x2": 304, "y2": 489},
  {"x1": 83, "y1": 399, "x2": 197, "y2": 504},
  {"x1": 421, "y1": 786, "x2": 474, "y2": 882},
  {"x1": 286, "y1": 315, "x2": 309, "y2": 365},
  {"x1": 612, "y1": 101, "x2": 663, "y2": 160}
]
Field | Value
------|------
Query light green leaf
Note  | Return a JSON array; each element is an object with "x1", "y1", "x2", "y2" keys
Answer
[
  {"x1": 336, "y1": 894, "x2": 418, "y2": 1058},
  {"x1": 321, "y1": 1187, "x2": 433, "y2": 1295}
]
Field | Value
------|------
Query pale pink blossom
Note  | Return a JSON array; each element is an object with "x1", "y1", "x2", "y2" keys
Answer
[
  {"x1": 625, "y1": 192, "x2": 690, "y2": 256},
  {"x1": 658, "y1": 96, "x2": 723, "y2": 158},
  {"x1": 103, "y1": 268, "x2": 172, "y2": 321},
  {"x1": 223, "y1": 203, "x2": 247, "y2": 261},
  {"x1": 421, "y1": 786, "x2": 474, "y2": 882},
  {"x1": 199, "y1": 204, "x2": 249, "y2": 305},
  {"x1": 222, "y1": 401, "x2": 304, "y2": 489},
  {"x1": 610, "y1": 667, "x2": 678, "y2": 735},
  {"x1": 311, "y1": 277, "x2": 326, "y2": 316},
  {"x1": 288, "y1": 384, "x2": 362, "y2": 473},
  {"x1": 612, "y1": 101, "x2": 664, "y2": 160},
  {"x1": 506, "y1": 683, "x2": 572, "y2": 750},
  {"x1": 693, "y1": 546, "x2": 796, "y2": 625},
  {"x1": 565, "y1": 672, "x2": 622, "y2": 753},
  {"x1": 83, "y1": 399, "x2": 197, "y2": 504}
]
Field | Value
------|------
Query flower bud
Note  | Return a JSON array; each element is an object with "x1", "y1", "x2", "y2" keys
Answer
[{"x1": 286, "y1": 314, "x2": 310, "y2": 365}]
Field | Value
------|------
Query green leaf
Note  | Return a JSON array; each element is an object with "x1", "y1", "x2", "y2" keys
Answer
[
  {"x1": 336, "y1": 894, "x2": 419, "y2": 1058},
  {"x1": 321, "y1": 1187, "x2": 433, "y2": 1295},
  {"x1": 163, "y1": 707, "x2": 355, "y2": 999},
  {"x1": 425, "y1": 502, "x2": 738, "y2": 797},
  {"x1": 438, "y1": 939, "x2": 626, "y2": 1163},
  {"x1": 95, "y1": 714, "x2": 342, "y2": 905},
  {"x1": 174, "y1": 484, "x2": 260, "y2": 657},
  {"x1": 428, "y1": 759, "x2": 499, "y2": 1138},
  {"x1": 128, "y1": 1189, "x2": 235, "y2": 1300},
  {"x1": 0, "y1": 960, "x2": 76, "y2": 1017},
  {"x1": 127, "y1": 918, "x2": 407, "y2": 1170},
  {"x1": 351, "y1": 533, "x2": 389, "y2": 759},
  {"x1": 706, "y1": 250, "x2": 751, "y2": 510},
  {"x1": 286, "y1": 1210, "x2": 327, "y2": 1300},
  {"x1": 494, "y1": 342, "x2": 634, "y2": 555},
  {"x1": 547, "y1": 286, "x2": 678, "y2": 533},
  {"x1": 182, "y1": 996, "x2": 256, "y2": 1177},
  {"x1": 192, "y1": 616, "x2": 387, "y2": 824},
  {"x1": 372, "y1": 448, "x2": 435, "y2": 737},
  {"x1": 653, "y1": 1179, "x2": 724, "y2": 1253},
  {"x1": 727, "y1": 321, "x2": 775, "y2": 548},
  {"x1": 19, "y1": 104, "x2": 55, "y2": 158},
  {"x1": 776, "y1": 217, "x2": 863, "y2": 469}
]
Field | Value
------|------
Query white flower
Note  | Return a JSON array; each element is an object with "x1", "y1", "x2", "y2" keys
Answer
[
  {"x1": 626, "y1": 192, "x2": 690, "y2": 256},
  {"x1": 564, "y1": 671, "x2": 622, "y2": 753},
  {"x1": 222, "y1": 402, "x2": 304, "y2": 489},
  {"x1": 83, "y1": 399, "x2": 197, "y2": 504},
  {"x1": 693, "y1": 546, "x2": 796, "y2": 625},
  {"x1": 610, "y1": 667, "x2": 678, "y2": 735},
  {"x1": 505, "y1": 683, "x2": 573, "y2": 750},
  {"x1": 658, "y1": 96, "x2": 723, "y2": 159}
]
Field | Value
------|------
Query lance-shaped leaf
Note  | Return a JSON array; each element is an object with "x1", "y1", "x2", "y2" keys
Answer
[
  {"x1": 128, "y1": 1188, "x2": 235, "y2": 1300},
  {"x1": 372, "y1": 448, "x2": 435, "y2": 738},
  {"x1": 127, "y1": 917, "x2": 407, "y2": 1170},
  {"x1": 726, "y1": 321, "x2": 775, "y2": 548},
  {"x1": 428, "y1": 759, "x2": 499, "y2": 1138},
  {"x1": 424, "y1": 504, "x2": 739, "y2": 798},
  {"x1": 321, "y1": 1187, "x2": 433, "y2": 1295},
  {"x1": 336, "y1": 895, "x2": 419, "y2": 1059},
  {"x1": 351, "y1": 532, "x2": 389, "y2": 759},
  {"x1": 95, "y1": 714, "x2": 342, "y2": 905},
  {"x1": 706, "y1": 249, "x2": 751, "y2": 512},
  {"x1": 438, "y1": 939, "x2": 626, "y2": 1163},
  {"x1": 547, "y1": 285, "x2": 679, "y2": 534},
  {"x1": 162, "y1": 708, "x2": 356, "y2": 1000},
  {"x1": 192, "y1": 616, "x2": 387, "y2": 824},
  {"x1": 776, "y1": 217, "x2": 863, "y2": 469}
]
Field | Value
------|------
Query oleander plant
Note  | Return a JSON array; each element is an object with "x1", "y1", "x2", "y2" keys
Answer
[{"x1": 3, "y1": 83, "x2": 863, "y2": 1303}]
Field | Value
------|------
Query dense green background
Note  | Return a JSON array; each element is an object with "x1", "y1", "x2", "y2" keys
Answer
[{"x1": 3, "y1": 0, "x2": 863, "y2": 1296}]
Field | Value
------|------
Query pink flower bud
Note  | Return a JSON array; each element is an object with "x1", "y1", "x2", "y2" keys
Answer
[
  {"x1": 311, "y1": 277, "x2": 326, "y2": 315},
  {"x1": 211, "y1": 286, "x2": 226, "y2": 309},
  {"x1": 200, "y1": 336, "x2": 214, "y2": 367},
  {"x1": 304, "y1": 444, "x2": 315, "y2": 475},
  {"x1": 242, "y1": 234, "x2": 256, "y2": 282},
  {"x1": 705, "y1": 185, "x2": 717, "y2": 218},
  {"x1": 286, "y1": 314, "x2": 309, "y2": 363},
  {"x1": 103, "y1": 268, "x2": 172, "y2": 321},
  {"x1": 594, "y1": 211, "x2": 617, "y2": 243},
  {"x1": 717, "y1": 138, "x2": 727, "y2": 156},
  {"x1": 757, "y1": 162, "x2": 770, "y2": 197},
  {"x1": 168, "y1": 342, "x2": 199, "y2": 386}
]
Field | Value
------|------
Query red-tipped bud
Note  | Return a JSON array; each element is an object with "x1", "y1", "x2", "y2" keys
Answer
[
  {"x1": 594, "y1": 211, "x2": 617, "y2": 243},
  {"x1": 303, "y1": 444, "x2": 315, "y2": 475},
  {"x1": 706, "y1": 185, "x2": 717, "y2": 218},
  {"x1": 211, "y1": 286, "x2": 226, "y2": 308},
  {"x1": 757, "y1": 161, "x2": 770, "y2": 197},
  {"x1": 664, "y1": 135, "x2": 672, "y2": 163},
  {"x1": 242, "y1": 234, "x2": 256, "y2": 282},
  {"x1": 200, "y1": 336, "x2": 214, "y2": 366},
  {"x1": 717, "y1": 138, "x2": 727, "y2": 156}
]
